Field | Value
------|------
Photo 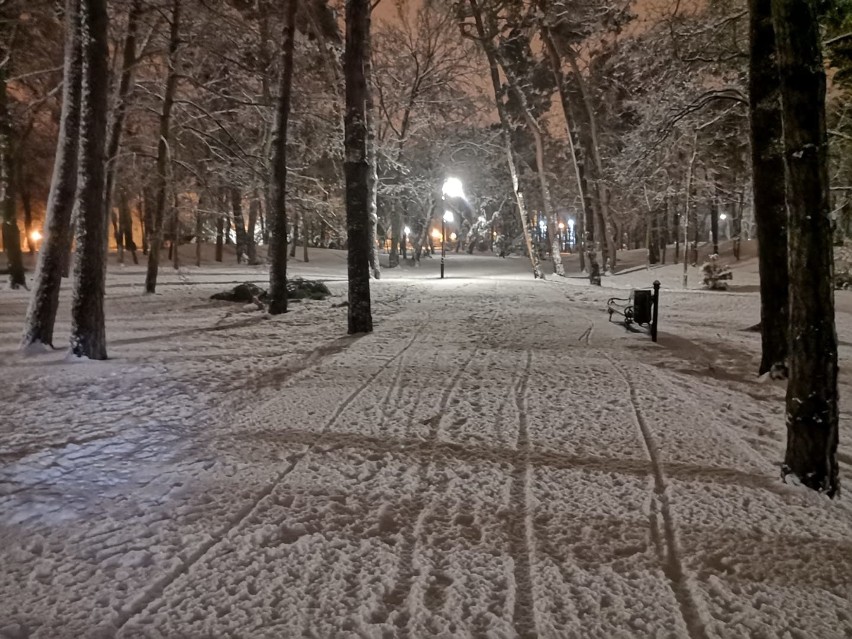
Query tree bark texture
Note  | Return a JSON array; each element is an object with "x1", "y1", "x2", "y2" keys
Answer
[
  {"x1": 23, "y1": 0, "x2": 82, "y2": 348},
  {"x1": 69, "y1": 0, "x2": 109, "y2": 359},
  {"x1": 267, "y1": 0, "x2": 297, "y2": 315},
  {"x1": 344, "y1": 0, "x2": 374, "y2": 334},
  {"x1": 144, "y1": 0, "x2": 180, "y2": 293},
  {"x1": 102, "y1": 0, "x2": 141, "y2": 231},
  {"x1": 772, "y1": 0, "x2": 839, "y2": 496},
  {"x1": 0, "y1": 63, "x2": 25, "y2": 288},
  {"x1": 750, "y1": 0, "x2": 790, "y2": 376},
  {"x1": 364, "y1": 6, "x2": 380, "y2": 280}
]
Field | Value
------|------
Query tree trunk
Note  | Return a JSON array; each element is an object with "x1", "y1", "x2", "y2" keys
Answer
[
  {"x1": 119, "y1": 188, "x2": 137, "y2": 264},
  {"x1": 302, "y1": 215, "x2": 309, "y2": 263},
  {"x1": 0, "y1": 66, "x2": 25, "y2": 289},
  {"x1": 498, "y1": 55, "x2": 563, "y2": 276},
  {"x1": 69, "y1": 0, "x2": 109, "y2": 359},
  {"x1": 467, "y1": 0, "x2": 542, "y2": 279},
  {"x1": 750, "y1": 0, "x2": 790, "y2": 375},
  {"x1": 364, "y1": 6, "x2": 380, "y2": 280},
  {"x1": 195, "y1": 191, "x2": 203, "y2": 267},
  {"x1": 267, "y1": 0, "x2": 297, "y2": 315},
  {"x1": 344, "y1": 0, "x2": 373, "y2": 333},
  {"x1": 230, "y1": 187, "x2": 247, "y2": 263},
  {"x1": 171, "y1": 192, "x2": 179, "y2": 269},
  {"x1": 144, "y1": 0, "x2": 180, "y2": 294},
  {"x1": 246, "y1": 195, "x2": 258, "y2": 264},
  {"x1": 541, "y1": 22, "x2": 589, "y2": 276},
  {"x1": 289, "y1": 210, "x2": 299, "y2": 258},
  {"x1": 564, "y1": 46, "x2": 617, "y2": 269},
  {"x1": 772, "y1": 0, "x2": 839, "y2": 496},
  {"x1": 710, "y1": 195, "x2": 720, "y2": 255},
  {"x1": 389, "y1": 205, "x2": 400, "y2": 268},
  {"x1": 22, "y1": 0, "x2": 82, "y2": 346},
  {"x1": 102, "y1": 0, "x2": 141, "y2": 235},
  {"x1": 215, "y1": 214, "x2": 223, "y2": 262},
  {"x1": 683, "y1": 140, "x2": 698, "y2": 287},
  {"x1": 661, "y1": 195, "x2": 669, "y2": 264},
  {"x1": 21, "y1": 186, "x2": 33, "y2": 254}
]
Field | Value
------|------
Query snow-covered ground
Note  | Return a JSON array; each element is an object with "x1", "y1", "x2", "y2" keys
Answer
[{"x1": 1, "y1": 246, "x2": 850, "y2": 638}]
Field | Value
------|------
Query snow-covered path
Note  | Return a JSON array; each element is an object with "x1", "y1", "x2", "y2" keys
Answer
[{"x1": 1, "y1": 252, "x2": 851, "y2": 638}]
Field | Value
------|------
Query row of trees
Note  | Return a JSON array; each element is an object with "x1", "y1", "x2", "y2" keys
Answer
[{"x1": 1, "y1": 0, "x2": 844, "y2": 495}]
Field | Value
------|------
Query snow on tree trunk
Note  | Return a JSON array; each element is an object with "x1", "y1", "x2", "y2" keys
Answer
[
  {"x1": 144, "y1": 0, "x2": 180, "y2": 294},
  {"x1": 364, "y1": 7, "x2": 381, "y2": 281},
  {"x1": 344, "y1": 0, "x2": 374, "y2": 334},
  {"x1": 750, "y1": 0, "x2": 789, "y2": 376},
  {"x1": 69, "y1": 0, "x2": 109, "y2": 360},
  {"x1": 22, "y1": 0, "x2": 82, "y2": 348},
  {"x1": 772, "y1": 0, "x2": 839, "y2": 497},
  {"x1": 267, "y1": 0, "x2": 297, "y2": 315}
]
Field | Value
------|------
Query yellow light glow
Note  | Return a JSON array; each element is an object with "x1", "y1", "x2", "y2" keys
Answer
[
  {"x1": 450, "y1": 233, "x2": 457, "y2": 241},
  {"x1": 30, "y1": 230, "x2": 42, "y2": 242},
  {"x1": 431, "y1": 229, "x2": 442, "y2": 239},
  {"x1": 558, "y1": 222, "x2": 565, "y2": 230}
]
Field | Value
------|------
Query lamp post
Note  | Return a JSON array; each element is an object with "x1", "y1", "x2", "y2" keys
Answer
[{"x1": 441, "y1": 210, "x2": 453, "y2": 278}]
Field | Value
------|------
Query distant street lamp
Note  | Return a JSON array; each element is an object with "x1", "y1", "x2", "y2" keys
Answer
[
  {"x1": 441, "y1": 210, "x2": 453, "y2": 278},
  {"x1": 558, "y1": 221, "x2": 565, "y2": 252},
  {"x1": 403, "y1": 225, "x2": 411, "y2": 259},
  {"x1": 440, "y1": 177, "x2": 464, "y2": 279},
  {"x1": 567, "y1": 218, "x2": 575, "y2": 252}
]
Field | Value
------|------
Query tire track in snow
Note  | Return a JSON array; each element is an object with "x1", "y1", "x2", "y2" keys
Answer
[
  {"x1": 508, "y1": 350, "x2": 537, "y2": 639},
  {"x1": 606, "y1": 354, "x2": 710, "y2": 639},
  {"x1": 115, "y1": 322, "x2": 427, "y2": 634},
  {"x1": 381, "y1": 307, "x2": 501, "y2": 637}
]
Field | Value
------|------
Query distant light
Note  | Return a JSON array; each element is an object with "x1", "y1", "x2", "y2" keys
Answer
[
  {"x1": 442, "y1": 177, "x2": 465, "y2": 200},
  {"x1": 719, "y1": 213, "x2": 728, "y2": 220},
  {"x1": 431, "y1": 229, "x2": 442, "y2": 239},
  {"x1": 30, "y1": 230, "x2": 42, "y2": 242},
  {"x1": 443, "y1": 210, "x2": 454, "y2": 223},
  {"x1": 567, "y1": 218, "x2": 575, "y2": 228},
  {"x1": 404, "y1": 226, "x2": 411, "y2": 235},
  {"x1": 558, "y1": 222, "x2": 565, "y2": 230},
  {"x1": 450, "y1": 232, "x2": 457, "y2": 241}
]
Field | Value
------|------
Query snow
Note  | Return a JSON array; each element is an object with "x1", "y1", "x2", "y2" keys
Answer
[{"x1": 1, "y1": 244, "x2": 850, "y2": 638}]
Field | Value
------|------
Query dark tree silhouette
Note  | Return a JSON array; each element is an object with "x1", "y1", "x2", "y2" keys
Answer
[
  {"x1": 773, "y1": 0, "x2": 839, "y2": 496},
  {"x1": 344, "y1": 0, "x2": 373, "y2": 333}
]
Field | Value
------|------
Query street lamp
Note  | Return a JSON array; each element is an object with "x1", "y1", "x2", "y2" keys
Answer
[
  {"x1": 442, "y1": 177, "x2": 465, "y2": 200},
  {"x1": 441, "y1": 210, "x2": 453, "y2": 278},
  {"x1": 403, "y1": 226, "x2": 411, "y2": 259}
]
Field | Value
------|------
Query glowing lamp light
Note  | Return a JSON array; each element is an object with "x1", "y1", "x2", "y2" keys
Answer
[
  {"x1": 403, "y1": 226, "x2": 411, "y2": 235},
  {"x1": 443, "y1": 210, "x2": 454, "y2": 223},
  {"x1": 431, "y1": 229, "x2": 442, "y2": 239},
  {"x1": 450, "y1": 232, "x2": 457, "y2": 241},
  {"x1": 558, "y1": 222, "x2": 565, "y2": 230},
  {"x1": 30, "y1": 230, "x2": 43, "y2": 242},
  {"x1": 719, "y1": 213, "x2": 728, "y2": 220},
  {"x1": 441, "y1": 177, "x2": 465, "y2": 200},
  {"x1": 567, "y1": 218, "x2": 575, "y2": 228}
]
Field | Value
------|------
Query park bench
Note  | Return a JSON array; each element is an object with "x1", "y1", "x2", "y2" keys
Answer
[{"x1": 606, "y1": 280, "x2": 661, "y2": 342}]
